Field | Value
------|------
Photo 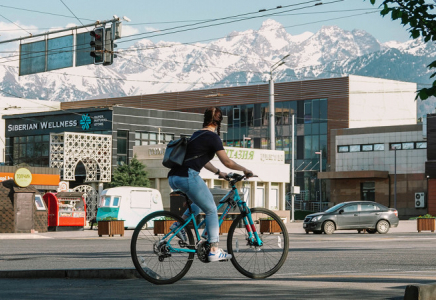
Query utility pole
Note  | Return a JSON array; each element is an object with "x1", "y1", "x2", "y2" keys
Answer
[{"x1": 315, "y1": 150, "x2": 322, "y2": 211}]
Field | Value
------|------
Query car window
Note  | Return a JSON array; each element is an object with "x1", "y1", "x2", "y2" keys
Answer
[
  {"x1": 360, "y1": 204, "x2": 380, "y2": 211},
  {"x1": 343, "y1": 204, "x2": 358, "y2": 212}
]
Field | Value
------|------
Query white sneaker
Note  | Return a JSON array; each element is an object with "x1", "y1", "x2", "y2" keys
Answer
[{"x1": 208, "y1": 248, "x2": 232, "y2": 262}]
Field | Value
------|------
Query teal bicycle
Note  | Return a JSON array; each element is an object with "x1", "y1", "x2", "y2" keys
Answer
[{"x1": 130, "y1": 173, "x2": 289, "y2": 284}]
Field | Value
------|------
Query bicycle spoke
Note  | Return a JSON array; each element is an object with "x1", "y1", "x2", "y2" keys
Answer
[
  {"x1": 131, "y1": 211, "x2": 194, "y2": 284},
  {"x1": 227, "y1": 208, "x2": 289, "y2": 279}
]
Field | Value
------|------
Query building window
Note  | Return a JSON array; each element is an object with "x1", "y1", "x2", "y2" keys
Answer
[
  {"x1": 362, "y1": 144, "x2": 373, "y2": 152},
  {"x1": 390, "y1": 143, "x2": 402, "y2": 150},
  {"x1": 350, "y1": 145, "x2": 360, "y2": 152},
  {"x1": 135, "y1": 131, "x2": 174, "y2": 145},
  {"x1": 12, "y1": 134, "x2": 49, "y2": 167},
  {"x1": 338, "y1": 146, "x2": 349, "y2": 153},
  {"x1": 117, "y1": 130, "x2": 128, "y2": 166},
  {"x1": 374, "y1": 144, "x2": 384, "y2": 151},
  {"x1": 402, "y1": 142, "x2": 414, "y2": 150},
  {"x1": 415, "y1": 142, "x2": 427, "y2": 149},
  {"x1": 361, "y1": 182, "x2": 375, "y2": 201}
]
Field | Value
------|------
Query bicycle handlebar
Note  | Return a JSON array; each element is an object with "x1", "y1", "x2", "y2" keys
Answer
[{"x1": 220, "y1": 172, "x2": 257, "y2": 183}]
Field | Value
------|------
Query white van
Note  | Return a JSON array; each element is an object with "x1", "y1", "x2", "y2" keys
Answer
[{"x1": 96, "y1": 187, "x2": 163, "y2": 229}]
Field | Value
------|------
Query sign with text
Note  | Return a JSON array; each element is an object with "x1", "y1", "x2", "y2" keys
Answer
[{"x1": 5, "y1": 110, "x2": 112, "y2": 137}]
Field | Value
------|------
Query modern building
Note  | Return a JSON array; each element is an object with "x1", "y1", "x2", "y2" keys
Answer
[
  {"x1": 0, "y1": 96, "x2": 60, "y2": 163},
  {"x1": 318, "y1": 124, "x2": 427, "y2": 218},
  {"x1": 425, "y1": 113, "x2": 436, "y2": 216},
  {"x1": 134, "y1": 144, "x2": 290, "y2": 219},
  {"x1": 60, "y1": 75, "x2": 418, "y2": 203}
]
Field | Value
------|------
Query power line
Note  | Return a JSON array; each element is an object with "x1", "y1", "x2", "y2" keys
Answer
[
  {"x1": 0, "y1": 4, "x2": 94, "y2": 21},
  {"x1": 0, "y1": 13, "x2": 32, "y2": 36},
  {"x1": 119, "y1": 1, "x2": 342, "y2": 44},
  {"x1": 60, "y1": 0, "x2": 86, "y2": 29}
]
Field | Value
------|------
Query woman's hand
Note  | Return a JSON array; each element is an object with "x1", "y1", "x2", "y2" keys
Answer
[
  {"x1": 218, "y1": 171, "x2": 228, "y2": 178},
  {"x1": 243, "y1": 169, "x2": 253, "y2": 178}
]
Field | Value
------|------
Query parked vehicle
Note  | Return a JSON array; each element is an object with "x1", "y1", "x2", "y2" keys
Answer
[
  {"x1": 97, "y1": 187, "x2": 163, "y2": 229},
  {"x1": 303, "y1": 201, "x2": 399, "y2": 234}
]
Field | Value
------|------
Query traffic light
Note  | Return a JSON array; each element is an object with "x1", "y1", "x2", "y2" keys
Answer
[{"x1": 90, "y1": 27, "x2": 104, "y2": 64}]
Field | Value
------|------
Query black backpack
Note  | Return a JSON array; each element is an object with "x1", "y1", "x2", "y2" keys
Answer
[{"x1": 162, "y1": 131, "x2": 208, "y2": 168}]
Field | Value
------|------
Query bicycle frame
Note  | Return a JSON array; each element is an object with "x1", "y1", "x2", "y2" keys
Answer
[{"x1": 161, "y1": 181, "x2": 263, "y2": 254}]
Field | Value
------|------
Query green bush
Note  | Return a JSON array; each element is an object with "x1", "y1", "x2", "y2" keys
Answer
[{"x1": 409, "y1": 214, "x2": 436, "y2": 220}]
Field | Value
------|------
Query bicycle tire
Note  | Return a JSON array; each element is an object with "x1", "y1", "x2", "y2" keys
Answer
[
  {"x1": 227, "y1": 208, "x2": 289, "y2": 279},
  {"x1": 131, "y1": 211, "x2": 195, "y2": 285}
]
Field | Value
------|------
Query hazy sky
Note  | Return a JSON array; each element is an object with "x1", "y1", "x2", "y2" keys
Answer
[{"x1": 0, "y1": 0, "x2": 415, "y2": 53}]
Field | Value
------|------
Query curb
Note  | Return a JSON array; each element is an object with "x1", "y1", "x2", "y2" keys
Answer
[
  {"x1": 0, "y1": 269, "x2": 141, "y2": 279},
  {"x1": 404, "y1": 283, "x2": 436, "y2": 300}
]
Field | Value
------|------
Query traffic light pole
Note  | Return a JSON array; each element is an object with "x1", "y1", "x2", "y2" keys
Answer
[{"x1": 0, "y1": 18, "x2": 120, "y2": 45}]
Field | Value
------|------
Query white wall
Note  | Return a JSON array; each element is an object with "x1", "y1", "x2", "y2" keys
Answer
[
  {"x1": 349, "y1": 75, "x2": 417, "y2": 128},
  {"x1": 0, "y1": 97, "x2": 60, "y2": 162}
]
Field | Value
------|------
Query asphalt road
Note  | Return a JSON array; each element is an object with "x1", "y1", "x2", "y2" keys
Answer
[{"x1": 1, "y1": 228, "x2": 436, "y2": 299}]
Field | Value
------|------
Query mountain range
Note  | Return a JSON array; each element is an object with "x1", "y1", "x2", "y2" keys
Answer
[{"x1": 0, "y1": 19, "x2": 435, "y2": 117}]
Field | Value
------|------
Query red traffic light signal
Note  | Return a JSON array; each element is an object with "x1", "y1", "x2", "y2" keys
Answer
[{"x1": 90, "y1": 27, "x2": 104, "y2": 64}]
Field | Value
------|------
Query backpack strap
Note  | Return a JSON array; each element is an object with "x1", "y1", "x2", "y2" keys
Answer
[{"x1": 184, "y1": 131, "x2": 210, "y2": 162}]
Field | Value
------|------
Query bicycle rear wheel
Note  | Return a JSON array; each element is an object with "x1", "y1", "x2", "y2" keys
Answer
[
  {"x1": 131, "y1": 211, "x2": 194, "y2": 284},
  {"x1": 227, "y1": 208, "x2": 289, "y2": 279}
]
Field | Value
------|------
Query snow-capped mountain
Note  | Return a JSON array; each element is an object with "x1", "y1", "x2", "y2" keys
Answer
[{"x1": 1, "y1": 19, "x2": 435, "y2": 117}]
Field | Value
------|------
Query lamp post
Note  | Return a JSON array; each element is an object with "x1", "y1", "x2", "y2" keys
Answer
[
  {"x1": 269, "y1": 54, "x2": 290, "y2": 150},
  {"x1": 315, "y1": 150, "x2": 322, "y2": 211},
  {"x1": 393, "y1": 146, "x2": 397, "y2": 209}
]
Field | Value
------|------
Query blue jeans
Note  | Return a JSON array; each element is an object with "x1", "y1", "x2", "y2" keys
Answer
[{"x1": 168, "y1": 169, "x2": 219, "y2": 243}]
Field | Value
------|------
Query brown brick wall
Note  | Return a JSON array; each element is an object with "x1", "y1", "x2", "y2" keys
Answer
[
  {"x1": 329, "y1": 173, "x2": 427, "y2": 218},
  {"x1": 0, "y1": 181, "x2": 15, "y2": 233},
  {"x1": 34, "y1": 209, "x2": 48, "y2": 233},
  {"x1": 0, "y1": 180, "x2": 48, "y2": 233},
  {"x1": 429, "y1": 179, "x2": 436, "y2": 216}
]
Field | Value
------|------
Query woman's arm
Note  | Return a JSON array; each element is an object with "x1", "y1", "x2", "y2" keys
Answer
[{"x1": 215, "y1": 150, "x2": 252, "y2": 176}]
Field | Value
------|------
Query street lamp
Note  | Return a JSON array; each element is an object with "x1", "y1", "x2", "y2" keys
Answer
[
  {"x1": 269, "y1": 54, "x2": 290, "y2": 150},
  {"x1": 315, "y1": 150, "x2": 322, "y2": 211}
]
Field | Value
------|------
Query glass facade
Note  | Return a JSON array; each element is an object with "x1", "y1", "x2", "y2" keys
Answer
[{"x1": 219, "y1": 99, "x2": 328, "y2": 201}]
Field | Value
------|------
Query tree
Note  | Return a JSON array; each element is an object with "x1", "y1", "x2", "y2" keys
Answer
[
  {"x1": 367, "y1": 0, "x2": 436, "y2": 99},
  {"x1": 109, "y1": 156, "x2": 150, "y2": 188}
]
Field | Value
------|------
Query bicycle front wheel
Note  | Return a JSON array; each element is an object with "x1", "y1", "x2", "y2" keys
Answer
[
  {"x1": 131, "y1": 211, "x2": 194, "y2": 285},
  {"x1": 227, "y1": 208, "x2": 289, "y2": 279}
]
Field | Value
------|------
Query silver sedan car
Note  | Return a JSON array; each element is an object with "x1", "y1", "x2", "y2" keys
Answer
[{"x1": 303, "y1": 201, "x2": 399, "y2": 234}]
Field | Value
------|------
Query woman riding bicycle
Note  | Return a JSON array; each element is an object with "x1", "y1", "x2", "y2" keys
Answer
[{"x1": 168, "y1": 107, "x2": 253, "y2": 262}]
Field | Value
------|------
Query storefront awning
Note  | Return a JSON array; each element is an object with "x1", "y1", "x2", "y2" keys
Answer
[{"x1": 317, "y1": 170, "x2": 389, "y2": 179}]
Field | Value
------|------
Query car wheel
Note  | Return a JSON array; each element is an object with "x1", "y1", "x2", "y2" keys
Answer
[
  {"x1": 313, "y1": 230, "x2": 322, "y2": 234},
  {"x1": 376, "y1": 220, "x2": 390, "y2": 234},
  {"x1": 305, "y1": 230, "x2": 309, "y2": 234},
  {"x1": 323, "y1": 221, "x2": 335, "y2": 235},
  {"x1": 366, "y1": 229, "x2": 377, "y2": 234}
]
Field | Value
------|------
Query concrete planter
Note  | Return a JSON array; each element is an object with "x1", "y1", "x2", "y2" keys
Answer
[
  {"x1": 98, "y1": 220, "x2": 125, "y2": 237},
  {"x1": 417, "y1": 218, "x2": 435, "y2": 233}
]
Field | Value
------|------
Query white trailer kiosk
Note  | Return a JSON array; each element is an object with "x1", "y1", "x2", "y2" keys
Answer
[{"x1": 97, "y1": 187, "x2": 163, "y2": 229}]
